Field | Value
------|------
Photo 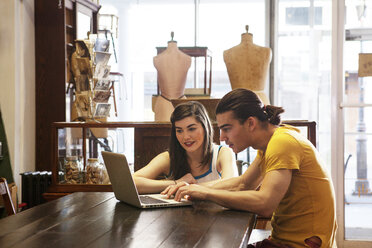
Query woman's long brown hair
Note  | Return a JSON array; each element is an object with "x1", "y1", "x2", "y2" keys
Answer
[{"x1": 169, "y1": 101, "x2": 213, "y2": 180}]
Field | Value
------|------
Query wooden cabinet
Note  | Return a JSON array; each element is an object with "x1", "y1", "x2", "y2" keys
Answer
[
  {"x1": 35, "y1": 0, "x2": 100, "y2": 171},
  {"x1": 48, "y1": 122, "x2": 221, "y2": 193}
]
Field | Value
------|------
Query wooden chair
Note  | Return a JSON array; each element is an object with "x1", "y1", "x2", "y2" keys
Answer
[{"x1": 0, "y1": 177, "x2": 16, "y2": 216}]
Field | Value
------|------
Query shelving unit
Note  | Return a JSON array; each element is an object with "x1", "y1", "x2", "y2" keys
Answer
[{"x1": 35, "y1": 0, "x2": 100, "y2": 172}]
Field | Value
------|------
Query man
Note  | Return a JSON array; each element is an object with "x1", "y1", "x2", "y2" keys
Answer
[{"x1": 164, "y1": 88, "x2": 337, "y2": 248}]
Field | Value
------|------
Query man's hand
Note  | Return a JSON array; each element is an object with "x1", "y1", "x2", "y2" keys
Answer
[
  {"x1": 174, "y1": 184, "x2": 211, "y2": 202},
  {"x1": 161, "y1": 173, "x2": 197, "y2": 198},
  {"x1": 161, "y1": 181, "x2": 189, "y2": 198}
]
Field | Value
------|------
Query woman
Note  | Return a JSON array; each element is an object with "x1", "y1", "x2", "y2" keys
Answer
[{"x1": 133, "y1": 101, "x2": 237, "y2": 194}]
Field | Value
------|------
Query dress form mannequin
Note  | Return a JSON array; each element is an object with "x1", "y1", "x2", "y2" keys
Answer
[
  {"x1": 223, "y1": 25, "x2": 272, "y2": 104},
  {"x1": 153, "y1": 32, "x2": 192, "y2": 121}
]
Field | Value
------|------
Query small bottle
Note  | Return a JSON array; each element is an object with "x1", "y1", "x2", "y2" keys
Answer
[
  {"x1": 64, "y1": 156, "x2": 83, "y2": 184},
  {"x1": 86, "y1": 158, "x2": 104, "y2": 184},
  {"x1": 101, "y1": 162, "x2": 111, "y2": 184}
]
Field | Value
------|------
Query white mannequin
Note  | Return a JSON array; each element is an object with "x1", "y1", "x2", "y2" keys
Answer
[
  {"x1": 223, "y1": 25, "x2": 272, "y2": 104},
  {"x1": 153, "y1": 32, "x2": 191, "y2": 121}
]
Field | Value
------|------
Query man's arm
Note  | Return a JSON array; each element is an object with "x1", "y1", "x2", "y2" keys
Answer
[
  {"x1": 163, "y1": 157, "x2": 263, "y2": 197},
  {"x1": 161, "y1": 173, "x2": 243, "y2": 197},
  {"x1": 175, "y1": 169, "x2": 292, "y2": 217},
  {"x1": 201, "y1": 157, "x2": 263, "y2": 190}
]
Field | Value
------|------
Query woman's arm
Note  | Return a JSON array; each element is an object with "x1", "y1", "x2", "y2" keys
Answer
[
  {"x1": 217, "y1": 146, "x2": 237, "y2": 179},
  {"x1": 133, "y1": 152, "x2": 175, "y2": 194},
  {"x1": 198, "y1": 146, "x2": 236, "y2": 187}
]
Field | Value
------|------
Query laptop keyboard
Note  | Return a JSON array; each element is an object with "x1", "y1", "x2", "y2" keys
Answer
[{"x1": 140, "y1": 195, "x2": 168, "y2": 204}]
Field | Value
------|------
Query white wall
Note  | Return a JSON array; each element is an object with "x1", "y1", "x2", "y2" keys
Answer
[{"x1": 0, "y1": 0, "x2": 35, "y2": 197}]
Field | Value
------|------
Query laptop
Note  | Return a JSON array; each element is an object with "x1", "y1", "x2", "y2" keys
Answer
[{"x1": 101, "y1": 151, "x2": 192, "y2": 208}]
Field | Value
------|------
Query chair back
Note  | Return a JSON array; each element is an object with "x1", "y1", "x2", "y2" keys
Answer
[{"x1": 0, "y1": 177, "x2": 16, "y2": 216}]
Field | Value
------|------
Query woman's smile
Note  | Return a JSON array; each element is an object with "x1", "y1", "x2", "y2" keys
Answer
[
  {"x1": 175, "y1": 116, "x2": 205, "y2": 153},
  {"x1": 184, "y1": 141, "x2": 195, "y2": 147}
]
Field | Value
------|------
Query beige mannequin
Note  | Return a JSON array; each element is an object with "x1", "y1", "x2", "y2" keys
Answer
[
  {"x1": 223, "y1": 25, "x2": 272, "y2": 104},
  {"x1": 153, "y1": 32, "x2": 191, "y2": 121}
]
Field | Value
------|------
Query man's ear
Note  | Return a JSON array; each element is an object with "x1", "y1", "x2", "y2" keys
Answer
[
  {"x1": 244, "y1": 117, "x2": 256, "y2": 131},
  {"x1": 246, "y1": 116, "x2": 257, "y2": 131}
]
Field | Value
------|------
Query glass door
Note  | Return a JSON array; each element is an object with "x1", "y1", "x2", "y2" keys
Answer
[
  {"x1": 342, "y1": 0, "x2": 372, "y2": 244},
  {"x1": 333, "y1": 0, "x2": 372, "y2": 247}
]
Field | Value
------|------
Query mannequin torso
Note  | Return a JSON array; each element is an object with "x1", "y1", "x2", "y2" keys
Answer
[
  {"x1": 153, "y1": 41, "x2": 191, "y2": 99},
  {"x1": 223, "y1": 33, "x2": 272, "y2": 103},
  {"x1": 153, "y1": 41, "x2": 191, "y2": 121}
]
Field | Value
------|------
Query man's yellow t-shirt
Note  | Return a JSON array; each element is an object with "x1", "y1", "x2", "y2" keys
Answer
[{"x1": 256, "y1": 125, "x2": 337, "y2": 248}]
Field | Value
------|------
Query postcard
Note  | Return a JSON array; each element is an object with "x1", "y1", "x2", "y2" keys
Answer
[
  {"x1": 75, "y1": 40, "x2": 91, "y2": 58},
  {"x1": 94, "y1": 51, "x2": 111, "y2": 67},
  {"x1": 94, "y1": 103, "x2": 111, "y2": 117},
  {"x1": 94, "y1": 64, "x2": 111, "y2": 79},
  {"x1": 76, "y1": 57, "x2": 93, "y2": 78},
  {"x1": 94, "y1": 38, "x2": 110, "y2": 52},
  {"x1": 75, "y1": 74, "x2": 90, "y2": 92},
  {"x1": 74, "y1": 92, "x2": 90, "y2": 117},
  {"x1": 93, "y1": 90, "x2": 111, "y2": 103},
  {"x1": 94, "y1": 79, "x2": 111, "y2": 91}
]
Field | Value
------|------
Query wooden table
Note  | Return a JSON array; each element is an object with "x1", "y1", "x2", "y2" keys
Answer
[{"x1": 0, "y1": 192, "x2": 256, "y2": 248}]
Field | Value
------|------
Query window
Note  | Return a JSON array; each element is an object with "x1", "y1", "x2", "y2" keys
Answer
[
  {"x1": 100, "y1": 0, "x2": 267, "y2": 122},
  {"x1": 275, "y1": 0, "x2": 332, "y2": 168}
]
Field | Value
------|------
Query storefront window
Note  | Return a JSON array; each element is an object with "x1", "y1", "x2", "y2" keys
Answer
[
  {"x1": 343, "y1": 0, "x2": 372, "y2": 241},
  {"x1": 100, "y1": 0, "x2": 266, "y2": 122},
  {"x1": 275, "y1": 0, "x2": 332, "y2": 167},
  {"x1": 199, "y1": 1, "x2": 266, "y2": 98}
]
